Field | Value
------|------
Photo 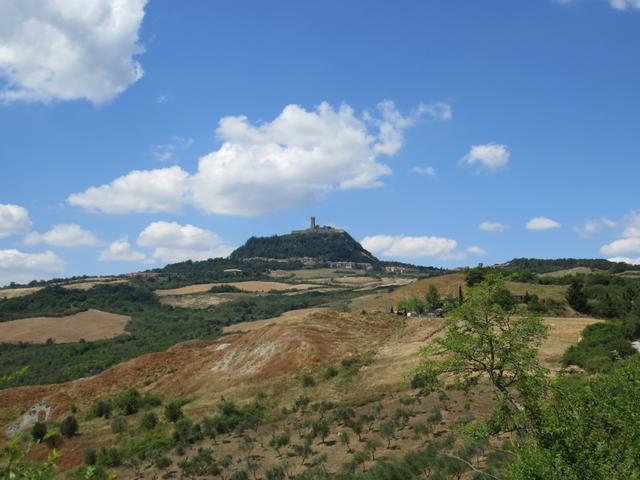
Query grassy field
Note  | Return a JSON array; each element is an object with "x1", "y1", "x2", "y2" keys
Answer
[
  {"x1": 155, "y1": 281, "x2": 320, "y2": 297},
  {"x1": 0, "y1": 309, "x2": 130, "y2": 343}
]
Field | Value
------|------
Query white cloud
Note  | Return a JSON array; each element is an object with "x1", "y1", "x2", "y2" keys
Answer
[
  {"x1": 526, "y1": 217, "x2": 562, "y2": 231},
  {"x1": 24, "y1": 224, "x2": 98, "y2": 247},
  {"x1": 573, "y1": 218, "x2": 617, "y2": 237},
  {"x1": 462, "y1": 143, "x2": 510, "y2": 173},
  {"x1": 361, "y1": 234, "x2": 458, "y2": 259},
  {"x1": 601, "y1": 237, "x2": 640, "y2": 256},
  {"x1": 0, "y1": 249, "x2": 65, "y2": 286},
  {"x1": 609, "y1": 0, "x2": 640, "y2": 10},
  {"x1": 68, "y1": 166, "x2": 190, "y2": 214},
  {"x1": 479, "y1": 221, "x2": 508, "y2": 233},
  {"x1": 607, "y1": 256, "x2": 640, "y2": 265},
  {"x1": 0, "y1": 204, "x2": 31, "y2": 238},
  {"x1": 137, "y1": 221, "x2": 234, "y2": 263},
  {"x1": 68, "y1": 100, "x2": 451, "y2": 216},
  {"x1": 152, "y1": 136, "x2": 194, "y2": 162},
  {"x1": 466, "y1": 246, "x2": 487, "y2": 256},
  {"x1": 156, "y1": 94, "x2": 169, "y2": 104},
  {"x1": 0, "y1": 0, "x2": 147, "y2": 104},
  {"x1": 600, "y1": 212, "x2": 640, "y2": 256},
  {"x1": 99, "y1": 237, "x2": 149, "y2": 263},
  {"x1": 411, "y1": 166, "x2": 436, "y2": 177}
]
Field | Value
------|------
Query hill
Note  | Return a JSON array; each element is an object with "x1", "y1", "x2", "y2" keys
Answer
[
  {"x1": 500, "y1": 257, "x2": 640, "y2": 274},
  {"x1": 230, "y1": 230, "x2": 379, "y2": 265}
]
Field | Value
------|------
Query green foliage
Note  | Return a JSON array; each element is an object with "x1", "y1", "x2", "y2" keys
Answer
[
  {"x1": 88, "y1": 400, "x2": 112, "y2": 419},
  {"x1": 563, "y1": 321, "x2": 635, "y2": 372},
  {"x1": 505, "y1": 257, "x2": 640, "y2": 274},
  {"x1": 209, "y1": 284, "x2": 243, "y2": 293},
  {"x1": 302, "y1": 374, "x2": 316, "y2": 388},
  {"x1": 230, "y1": 231, "x2": 379, "y2": 265},
  {"x1": 164, "y1": 401, "x2": 184, "y2": 423},
  {"x1": 59, "y1": 415, "x2": 79, "y2": 438},
  {"x1": 114, "y1": 389, "x2": 142, "y2": 416},
  {"x1": 417, "y1": 278, "x2": 549, "y2": 433},
  {"x1": 425, "y1": 285, "x2": 443, "y2": 311},
  {"x1": 139, "y1": 412, "x2": 158, "y2": 430},
  {"x1": 31, "y1": 422, "x2": 47, "y2": 442},
  {"x1": 509, "y1": 356, "x2": 640, "y2": 479},
  {"x1": 465, "y1": 268, "x2": 486, "y2": 287},
  {"x1": 84, "y1": 448, "x2": 97, "y2": 466},
  {"x1": 110, "y1": 416, "x2": 127, "y2": 434},
  {"x1": 322, "y1": 366, "x2": 338, "y2": 379},
  {"x1": 565, "y1": 280, "x2": 588, "y2": 313}
]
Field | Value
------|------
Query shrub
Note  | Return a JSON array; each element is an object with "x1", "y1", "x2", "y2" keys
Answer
[
  {"x1": 322, "y1": 366, "x2": 338, "y2": 379},
  {"x1": 59, "y1": 415, "x2": 79, "y2": 438},
  {"x1": 31, "y1": 422, "x2": 47, "y2": 442},
  {"x1": 84, "y1": 448, "x2": 97, "y2": 465},
  {"x1": 110, "y1": 416, "x2": 127, "y2": 434},
  {"x1": 97, "y1": 447, "x2": 122, "y2": 467},
  {"x1": 302, "y1": 374, "x2": 315, "y2": 388},
  {"x1": 164, "y1": 401, "x2": 184, "y2": 423},
  {"x1": 140, "y1": 412, "x2": 159, "y2": 430},
  {"x1": 89, "y1": 400, "x2": 112, "y2": 419},
  {"x1": 114, "y1": 389, "x2": 142, "y2": 416}
]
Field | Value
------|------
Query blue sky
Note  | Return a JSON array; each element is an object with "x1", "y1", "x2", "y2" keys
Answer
[{"x1": 1, "y1": 0, "x2": 640, "y2": 284}]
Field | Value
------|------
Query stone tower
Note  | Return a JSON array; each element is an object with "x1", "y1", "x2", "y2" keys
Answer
[{"x1": 310, "y1": 217, "x2": 316, "y2": 229}]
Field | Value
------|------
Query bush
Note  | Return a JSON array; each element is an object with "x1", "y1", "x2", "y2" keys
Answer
[
  {"x1": 114, "y1": 389, "x2": 142, "y2": 416},
  {"x1": 322, "y1": 366, "x2": 339, "y2": 379},
  {"x1": 302, "y1": 374, "x2": 316, "y2": 388},
  {"x1": 110, "y1": 416, "x2": 127, "y2": 434},
  {"x1": 31, "y1": 422, "x2": 47, "y2": 441},
  {"x1": 140, "y1": 412, "x2": 159, "y2": 430},
  {"x1": 97, "y1": 447, "x2": 123, "y2": 467},
  {"x1": 84, "y1": 448, "x2": 97, "y2": 465},
  {"x1": 60, "y1": 415, "x2": 79, "y2": 438},
  {"x1": 89, "y1": 400, "x2": 112, "y2": 419},
  {"x1": 164, "y1": 401, "x2": 184, "y2": 423}
]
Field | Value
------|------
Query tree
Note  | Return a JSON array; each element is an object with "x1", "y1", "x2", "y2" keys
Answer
[
  {"x1": 59, "y1": 415, "x2": 79, "y2": 438},
  {"x1": 32, "y1": 422, "x2": 48, "y2": 442},
  {"x1": 566, "y1": 280, "x2": 589, "y2": 313},
  {"x1": 509, "y1": 356, "x2": 640, "y2": 479},
  {"x1": 417, "y1": 278, "x2": 549, "y2": 433},
  {"x1": 425, "y1": 285, "x2": 443, "y2": 311}
]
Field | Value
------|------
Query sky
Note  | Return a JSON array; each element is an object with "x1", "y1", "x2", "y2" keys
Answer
[{"x1": 1, "y1": 0, "x2": 640, "y2": 285}]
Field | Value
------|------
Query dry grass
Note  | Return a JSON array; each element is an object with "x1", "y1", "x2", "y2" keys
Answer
[
  {"x1": 155, "y1": 281, "x2": 319, "y2": 297},
  {"x1": 0, "y1": 287, "x2": 42, "y2": 299},
  {"x1": 0, "y1": 279, "x2": 128, "y2": 299},
  {"x1": 223, "y1": 308, "x2": 327, "y2": 333},
  {"x1": 0, "y1": 309, "x2": 130, "y2": 344},
  {"x1": 159, "y1": 294, "x2": 231, "y2": 309},
  {"x1": 539, "y1": 316, "x2": 601, "y2": 371},
  {"x1": 505, "y1": 281, "x2": 568, "y2": 302}
]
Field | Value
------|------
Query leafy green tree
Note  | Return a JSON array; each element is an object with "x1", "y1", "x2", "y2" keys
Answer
[
  {"x1": 417, "y1": 278, "x2": 549, "y2": 433},
  {"x1": 509, "y1": 356, "x2": 640, "y2": 479},
  {"x1": 566, "y1": 280, "x2": 589, "y2": 313},
  {"x1": 114, "y1": 389, "x2": 142, "y2": 416}
]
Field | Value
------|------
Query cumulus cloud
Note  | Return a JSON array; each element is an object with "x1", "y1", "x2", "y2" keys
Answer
[
  {"x1": 526, "y1": 217, "x2": 562, "y2": 231},
  {"x1": 466, "y1": 246, "x2": 487, "y2": 256},
  {"x1": 68, "y1": 166, "x2": 190, "y2": 214},
  {"x1": 600, "y1": 212, "x2": 640, "y2": 257},
  {"x1": 573, "y1": 218, "x2": 617, "y2": 238},
  {"x1": 68, "y1": 100, "x2": 451, "y2": 216},
  {"x1": 607, "y1": 256, "x2": 640, "y2": 265},
  {"x1": 137, "y1": 221, "x2": 234, "y2": 263},
  {"x1": 0, "y1": 249, "x2": 65, "y2": 286},
  {"x1": 152, "y1": 136, "x2": 194, "y2": 162},
  {"x1": 99, "y1": 237, "x2": 149, "y2": 263},
  {"x1": 609, "y1": 0, "x2": 640, "y2": 10},
  {"x1": 0, "y1": 0, "x2": 147, "y2": 104},
  {"x1": 0, "y1": 204, "x2": 31, "y2": 238},
  {"x1": 461, "y1": 143, "x2": 510, "y2": 173},
  {"x1": 24, "y1": 224, "x2": 98, "y2": 247},
  {"x1": 479, "y1": 221, "x2": 508, "y2": 233},
  {"x1": 361, "y1": 234, "x2": 458, "y2": 259},
  {"x1": 411, "y1": 166, "x2": 436, "y2": 177}
]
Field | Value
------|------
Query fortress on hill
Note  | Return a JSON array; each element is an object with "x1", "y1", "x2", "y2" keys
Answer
[{"x1": 292, "y1": 217, "x2": 345, "y2": 234}]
